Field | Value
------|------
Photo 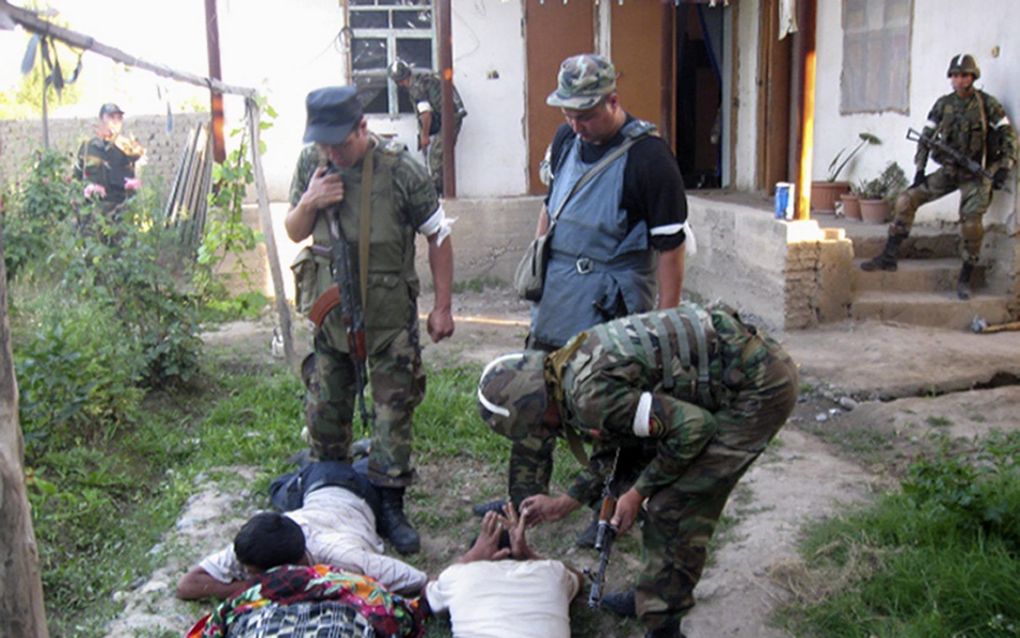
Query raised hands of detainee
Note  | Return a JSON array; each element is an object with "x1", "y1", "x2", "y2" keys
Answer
[
  {"x1": 505, "y1": 502, "x2": 540, "y2": 560},
  {"x1": 460, "y1": 510, "x2": 511, "y2": 563}
]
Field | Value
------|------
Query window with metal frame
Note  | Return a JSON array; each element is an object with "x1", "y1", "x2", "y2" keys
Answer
[
  {"x1": 348, "y1": 0, "x2": 435, "y2": 115},
  {"x1": 840, "y1": 0, "x2": 913, "y2": 114}
]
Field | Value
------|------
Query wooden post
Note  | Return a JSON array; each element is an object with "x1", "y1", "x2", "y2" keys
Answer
[
  {"x1": 204, "y1": 0, "x2": 226, "y2": 163},
  {"x1": 794, "y1": 0, "x2": 817, "y2": 220},
  {"x1": 660, "y1": 0, "x2": 675, "y2": 151},
  {"x1": 0, "y1": 221, "x2": 50, "y2": 638},
  {"x1": 437, "y1": 0, "x2": 456, "y2": 198},
  {"x1": 246, "y1": 98, "x2": 296, "y2": 370}
]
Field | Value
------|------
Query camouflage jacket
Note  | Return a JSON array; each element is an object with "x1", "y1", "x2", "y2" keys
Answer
[
  {"x1": 408, "y1": 73, "x2": 466, "y2": 135},
  {"x1": 917, "y1": 90, "x2": 1018, "y2": 174},
  {"x1": 549, "y1": 304, "x2": 765, "y2": 503}
]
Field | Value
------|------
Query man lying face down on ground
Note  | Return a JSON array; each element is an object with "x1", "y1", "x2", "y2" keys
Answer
[
  {"x1": 176, "y1": 460, "x2": 427, "y2": 601},
  {"x1": 426, "y1": 503, "x2": 582, "y2": 638}
]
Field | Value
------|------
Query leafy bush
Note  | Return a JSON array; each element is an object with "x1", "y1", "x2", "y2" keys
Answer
[
  {"x1": 853, "y1": 162, "x2": 908, "y2": 201},
  {"x1": 15, "y1": 297, "x2": 143, "y2": 458},
  {"x1": 779, "y1": 432, "x2": 1020, "y2": 638}
]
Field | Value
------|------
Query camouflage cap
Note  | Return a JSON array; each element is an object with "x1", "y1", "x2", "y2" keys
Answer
[
  {"x1": 477, "y1": 351, "x2": 550, "y2": 441},
  {"x1": 947, "y1": 53, "x2": 980, "y2": 80},
  {"x1": 546, "y1": 53, "x2": 617, "y2": 110}
]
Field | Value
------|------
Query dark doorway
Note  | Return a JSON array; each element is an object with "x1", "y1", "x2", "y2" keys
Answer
[{"x1": 675, "y1": 3, "x2": 724, "y2": 189}]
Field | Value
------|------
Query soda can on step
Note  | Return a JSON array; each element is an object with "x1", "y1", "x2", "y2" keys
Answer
[{"x1": 775, "y1": 182, "x2": 795, "y2": 220}]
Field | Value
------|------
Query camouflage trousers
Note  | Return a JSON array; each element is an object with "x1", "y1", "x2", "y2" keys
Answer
[
  {"x1": 888, "y1": 167, "x2": 993, "y2": 265},
  {"x1": 305, "y1": 315, "x2": 426, "y2": 488},
  {"x1": 425, "y1": 122, "x2": 461, "y2": 197},
  {"x1": 635, "y1": 337, "x2": 798, "y2": 630}
]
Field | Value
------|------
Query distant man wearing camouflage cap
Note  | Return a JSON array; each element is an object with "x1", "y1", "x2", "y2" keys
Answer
[
  {"x1": 388, "y1": 58, "x2": 467, "y2": 196},
  {"x1": 75, "y1": 102, "x2": 145, "y2": 212},
  {"x1": 481, "y1": 53, "x2": 689, "y2": 542},
  {"x1": 285, "y1": 86, "x2": 456, "y2": 555},
  {"x1": 477, "y1": 303, "x2": 798, "y2": 638},
  {"x1": 861, "y1": 53, "x2": 1017, "y2": 299}
]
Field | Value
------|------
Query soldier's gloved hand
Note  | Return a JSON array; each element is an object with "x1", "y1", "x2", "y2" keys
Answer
[
  {"x1": 992, "y1": 168, "x2": 1011, "y2": 190},
  {"x1": 912, "y1": 170, "x2": 926, "y2": 189}
]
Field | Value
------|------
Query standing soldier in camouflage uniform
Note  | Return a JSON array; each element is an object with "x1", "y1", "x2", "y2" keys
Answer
[
  {"x1": 285, "y1": 86, "x2": 456, "y2": 555},
  {"x1": 388, "y1": 58, "x2": 467, "y2": 196},
  {"x1": 475, "y1": 53, "x2": 689, "y2": 547},
  {"x1": 477, "y1": 303, "x2": 798, "y2": 638},
  {"x1": 75, "y1": 103, "x2": 145, "y2": 217},
  {"x1": 861, "y1": 54, "x2": 1017, "y2": 299}
]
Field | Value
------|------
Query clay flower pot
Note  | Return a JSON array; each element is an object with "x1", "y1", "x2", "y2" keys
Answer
[
  {"x1": 859, "y1": 199, "x2": 890, "y2": 224},
  {"x1": 840, "y1": 193, "x2": 861, "y2": 220},
  {"x1": 811, "y1": 181, "x2": 851, "y2": 214}
]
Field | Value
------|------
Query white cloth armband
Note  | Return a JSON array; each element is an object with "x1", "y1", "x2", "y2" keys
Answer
[
  {"x1": 633, "y1": 392, "x2": 654, "y2": 438},
  {"x1": 417, "y1": 204, "x2": 456, "y2": 247},
  {"x1": 416, "y1": 100, "x2": 433, "y2": 114}
]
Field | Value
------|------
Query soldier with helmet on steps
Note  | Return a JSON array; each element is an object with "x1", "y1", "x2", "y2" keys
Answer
[{"x1": 861, "y1": 54, "x2": 1017, "y2": 300}]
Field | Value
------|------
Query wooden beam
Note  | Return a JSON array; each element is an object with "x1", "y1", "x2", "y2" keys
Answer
[
  {"x1": 204, "y1": 0, "x2": 227, "y2": 162},
  {"x1": 0, "y1": 217, "x2": 50, "y2": 638},
  {"x1": 437, "y1": 0, "x2": 456, "y2": 198},
  {"x1": 246, "y1": 98, "x2": 296, "y2": 371},
  {"x1": 794, "y1": 0, "x2": 817, "y2": 220},
  {"x1": 0, "y1": 0, "x2": 256, "y2": 98}
]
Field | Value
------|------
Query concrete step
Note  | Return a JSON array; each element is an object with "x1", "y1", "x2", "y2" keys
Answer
[
  {"x1": 852, "y1": 258, "x2": 985, "y2": 293},
  {"x1": 851, "y1": 290, "x2": 1011, "y2": 330},
  {"x1": 816, "y1": 217, "x2": 960, "y2": 260}
]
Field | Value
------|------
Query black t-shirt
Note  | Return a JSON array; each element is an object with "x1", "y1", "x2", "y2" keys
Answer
[{"x1": 544, "y1": 115, "x2": 687, "y2": 251}]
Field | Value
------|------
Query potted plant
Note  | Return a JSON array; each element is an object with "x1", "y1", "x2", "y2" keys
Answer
[
  {"x1": 812, "y1": 132, "x2": 882, "y2": 214},
  {"x1": 840, "y1": 191, "x2": 862, "y2": 220},
  {"x1": 856, "y1": 162, "x2": 908, "y2": 224}
]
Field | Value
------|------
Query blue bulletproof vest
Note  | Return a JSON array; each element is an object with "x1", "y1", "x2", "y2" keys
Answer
[{"x1": 531, "y1": 119, "x2": 657, "y2": 347}]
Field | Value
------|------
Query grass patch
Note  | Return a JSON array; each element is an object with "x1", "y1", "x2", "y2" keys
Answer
[
  {"x1": 924, "y1": 415, "x2": 953, "y2": 428},
  {"x1": 29, "y1": 356, "x2": 304, "y2": 636},
  {"x1": 775, "y1": 432, "x2": 1020, "y2": 638}
]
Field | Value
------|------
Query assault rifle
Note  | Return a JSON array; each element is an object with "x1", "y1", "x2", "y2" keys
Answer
[
  {"x1": 326, "y1": 168, "x2": 374, "y2": 434},
  {"x1": 907, "y1": 128, "x2": 1011, "y2": 193},
  {"x1": 586, "y1": 476, "x2": 618, "y2": 608}
]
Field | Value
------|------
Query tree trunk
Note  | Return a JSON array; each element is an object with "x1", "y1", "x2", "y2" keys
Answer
[{"x1": 0, "y1": 218, "x2": 50, "y2": 636}]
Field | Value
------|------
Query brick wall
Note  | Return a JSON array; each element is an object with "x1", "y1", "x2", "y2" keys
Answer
[{"x1": 0, "y1": 113, "x2": 210, "y2": 199}]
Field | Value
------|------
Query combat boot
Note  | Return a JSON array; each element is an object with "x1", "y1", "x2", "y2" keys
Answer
[
  {"x1": 956, "y1": 262, "x2": 975, "y2": 300},
  {"x1": 378, "y1": 487, "x2": 420, "y2": 555},
  {"x1": 600, "y1": 589, "x2": 637, "y2": 618},
  {"x1": 860, "y1": 234, "x2": 905, "y2": 272},
  {"x1": 644, "y1": 620, "x2": 685, "y2": 638}
]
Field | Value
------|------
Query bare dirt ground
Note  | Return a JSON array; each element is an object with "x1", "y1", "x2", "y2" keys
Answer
[{"x1": 104, "y1": 290, "x2": 1020, "y2": 637}]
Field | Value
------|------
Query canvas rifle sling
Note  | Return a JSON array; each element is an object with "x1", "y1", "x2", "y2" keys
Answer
[{"x1": 358, "y1": 143, "x2": 374, "y2": 309}]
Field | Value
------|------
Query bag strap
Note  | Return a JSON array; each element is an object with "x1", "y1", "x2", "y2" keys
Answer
[
  {"x1": 358, "y1": 144, "x2": 375, "y2": 309},
  {"x1": 548, "y1": 131, "x2": 648, "y2": 227}
]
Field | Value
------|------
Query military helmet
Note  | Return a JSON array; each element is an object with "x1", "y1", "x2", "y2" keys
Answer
[
  {"x1": 947, "y1": 53, "x2": 980, "y2": 79},
  {"x1": 388, "y1": 58, "x2": 412, "y2": 82},
  {"x1": 477, "y1": 351, "x2": 550, "y2": 441}
]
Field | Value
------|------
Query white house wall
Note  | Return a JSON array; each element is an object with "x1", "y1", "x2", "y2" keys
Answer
[
  {"x1": 813, "y1": 0, "x2": 1019, "y2": 227},
  {"x1": 733, "y1": 0, "x2": 761, "y2": 191}
]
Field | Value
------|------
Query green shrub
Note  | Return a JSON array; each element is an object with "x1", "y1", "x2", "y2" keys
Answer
[
  {"x1": 15, "y1": 296, "x2": 143, "y2": 459},
  {"x1": 779, "y1": 432, "x2": 1020, "y2": 638}
]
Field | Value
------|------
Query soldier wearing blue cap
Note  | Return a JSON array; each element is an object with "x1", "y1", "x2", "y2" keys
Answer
[{"x1": 285, "y1": 86, "x2": 456, "y2": 555}]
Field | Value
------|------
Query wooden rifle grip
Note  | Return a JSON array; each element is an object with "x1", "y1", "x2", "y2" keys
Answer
[{"x1": 599, "y1": 495, "x2": 617, "y2": 523}]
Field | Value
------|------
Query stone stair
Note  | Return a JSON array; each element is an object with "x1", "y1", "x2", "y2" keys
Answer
[{"x1": 817, "y1": 216, "x2": 1013, "y2": 330}]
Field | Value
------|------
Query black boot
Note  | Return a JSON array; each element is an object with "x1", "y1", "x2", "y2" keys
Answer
[
  {"x1": 645, "y1": 620, "x2": 685, "y2": 638},
  {"x1": 472, "y1": 498, "x2": 507, "y2": 517},
  {"x1": 956, "y1": 262, "x2": 975, "y2": 300},
  {"x1": 600, "y1": 589, "x2": 637, "y2": 618},
  {"x1": 378, "y1": 487, "x2": 420, "y2": 555},
  {"x1": 861, "y1": 234, "x2": 905, "y2": 272},
  {"x1": 576, "y1": 514, "x2": 599, "y2": 549}
]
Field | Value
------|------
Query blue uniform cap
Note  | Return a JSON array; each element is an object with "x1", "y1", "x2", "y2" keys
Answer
[{"x1": 303, "y1": 86, "x2": 363, "y2": 145}]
